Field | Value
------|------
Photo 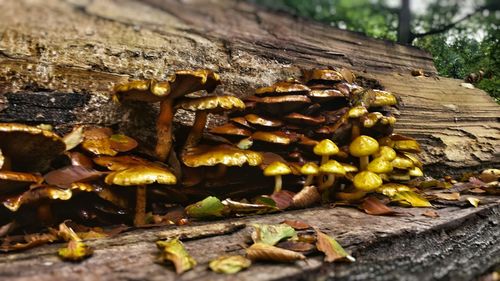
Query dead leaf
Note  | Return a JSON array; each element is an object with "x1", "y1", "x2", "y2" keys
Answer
[
  {"x1": 0, "y1": 233, "x2": 59, "y2": 252},
  {"x1": 466, "y1": 197, "x2": 480, "y2": 208},
  {"x1": 157, "y1": 238, "x2": 196, "y2": 274},
  {"x1": 422, "y1": 210, "x2": 439, "y2": 218},
  {"x1": 270, "y1": 190, "x2": 295, "y2": 210},
  {"x1": 251, "y1": 224, "x2": 296, "y2": 246},
  {"x1": 315, "y1": 229, "x2": 355, "y2": 263},
  {"x1": 433, "y1": 192, "x2": 460, "y2": 201},
  {"x1": 63, "y1": 126, "x2": 84, "y2": 151},
  {"x1": 44, "y1": 166, "x2": 105, "y2": 188},
  {"x1": 222, "y1": 198, "x2": 277, "y2": 215},
  {"x1": 361, "y1": 196, "x2": 396, "y2": 215},
  {"x1": 209, "y1": 255, "x2": 251, "y2": 274},
  {"x1": 276, "y1": 241, "x2": 315, "y2": 254},
  {"x1": 185, "y1": 196, "x2": 227, "y2": 219},
  {"x1": 58, "y1": 240, "x2": 93, "y2": 262},
  {"x1": 292, "y1": 185, "x2": 321, "y2": 208},
  {"x1": 281, "y1": 220, "x2": 311, "y2": 230},
  {"x1": 246, "y1": 242, "x2": 305, "y2": 262},
  {"x1": 392, "y1": 190, "x2": 432, "y2": 207},
  {"x1": 58, "y1": 221, "x2": 81, "y2": 242}
]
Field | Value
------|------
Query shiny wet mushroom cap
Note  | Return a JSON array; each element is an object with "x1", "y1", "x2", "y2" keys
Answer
[
  {"x1": 0, "y1": 123, "x2": 66, "y2": 172},
  {"x1": 255, "y1": 95, "x2": 311, "y2": 115},
  {"x1": 367, "y1": 158, "x2": 393, "y2": 174},
  {"x1": 182, "y1": 144, "x2": 262, "y2": 167},
  {"x1": 303, "y1": 69, "x2": 344, "y2": 84},
  {"x1": 264, "y1": 161, "x2": 292, "y2": 193},
  {"x1": 251, "y1": 131, "x2": 293, "y2": 145},
  {"x1": 300, "y1": 162, "x2": 319, "y2": 186},
  {"x1": 284, "y1": 113, "x2": 325, "y2": 126},
  {"x1": 3, "y1": 184, "x2": 73, "y2": 212},
  {"x1": 0, "y1": 171, "x2": 43, "y2": 196},
  {"x1": 244, "y1": 114, "x2": 283, "y2": 129},
  {"x1": 313, "y1": 139, "x2": 339, "y2": 165},
  {"x1": 349, "y1": 135, "x2": 379, "y2": 171},
  {"x1": 353, "y1": 171, "x2": 383, "y2": 191},
  {"x1": 209, "y1": 123, "x2": 252, "y2": 140},
  {"x1": 255, "y1": 81, "x2": 310, "y2": 96}
]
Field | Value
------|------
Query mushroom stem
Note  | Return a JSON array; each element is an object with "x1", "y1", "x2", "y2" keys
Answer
[
  {"x1": 319, "y1": 175, "x2": 335, "y2": 190},
  {"x1": 156, "y1": 98, "x2": 174, "y2": 162},
  {"x1": 351, "y1": 121, "x2": 360, "y2": 141},
  {"x1": 134, "y1": 185, "x2": 147, "y2": 227},
  {"x1": 37, "y1": 203, "x2": 53, "y2": 226},
  {"x1": 185, "y1": 111, "x2": 208, "y2": 149},
  {"x1": 359, "y1": 156, "x2": 369, "y2": 171},
  {"x1": 321, "y1": 155, "x2": 329, "y2": 165},
  {"x1": 274, "y1": 175, "x2": 283, "y2": 193},
  {"x1": 304, "y1": 175, "x2": 314, "y2": 186}
]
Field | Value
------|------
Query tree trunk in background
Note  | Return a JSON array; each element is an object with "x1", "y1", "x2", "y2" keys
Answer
[
  {"x1": 0, "y1": 0, "x2": 498, "y2": 175},
  {"x1": 397, "y1": 0, "x2": 412, "y2": 44}
]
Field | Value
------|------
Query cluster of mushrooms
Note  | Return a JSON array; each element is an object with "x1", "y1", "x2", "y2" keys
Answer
[{"x1": 0, "y1": 68, "x2": 428, "y2": 241}]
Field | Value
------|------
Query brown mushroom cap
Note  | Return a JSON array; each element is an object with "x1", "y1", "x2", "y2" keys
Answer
[
  {"x1": 209, "y1": 123, "x2": 252, "y2": 139},
  {"x1": 3, "y1": 184, "x2": 72, "y2": 212},
  {"x1": 105, "y1": 165, "x2": 177, "y2": 186},
  {"x1": 176, "y1": 95, "x2": 245, "y2": 113},
  {"x1": 113, "y1": 79, "x2": 170, "y2": 102},
  {"x1": 244, "y1": 114, "x2": 283, "y2": 128},
  {"x1": 93, "y1": 155, "x2": 152, "y2": 171},
  {"x1": 303, "y1": 69, "x2": 344, "y2": 84},
  {"x1": 182, "y1": 144, "x2": 263, "y2": 167},
  {"x1": 81, "y1": 127, "x2": 117, "y2": 156},
  {"x1": 284, "y1": 113, "x2": 326, "y2": 126},
  {"x1": 0, "y1": 123, "x2": 66, "y2": 172},
  {"x1": 252, "y1": 131, "x2": 293, "y2": 145},
  {"x1": 307, "y1": 89, "x2": 346, "y2": 102},
  {"x1": 0, "y1": 171, "x2": 43, "y2": 196},
  {"x1": 255, "y1": 81, "x2": 310, "y2": 96},
  {"x1": 230, "y1": 117, "x2": 253, "y2": 129},
  {"x1": 353, "y1": 171, "x2": 383, "y2": 191},
  {"x1": 255, "y1": 95, "x2": 311, "y2": 115}
]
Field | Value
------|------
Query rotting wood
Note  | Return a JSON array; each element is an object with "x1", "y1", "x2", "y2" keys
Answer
[
  {"x1": 0, "y1": 0, "x2": 498, "y2": 176},
  {"x1": 0, "y1": 197, "x2": 498, "y2": 281}
]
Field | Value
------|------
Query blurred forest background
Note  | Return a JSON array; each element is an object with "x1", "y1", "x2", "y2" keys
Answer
[{"x1": 252, "y1": 0, "x2": 499, "y2": 101}]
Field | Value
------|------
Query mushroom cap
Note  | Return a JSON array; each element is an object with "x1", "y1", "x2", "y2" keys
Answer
[
  {"x1": 298, "y1": 135, "x2": 319, "y2": 147},
  {"x1": 340, "y1": 163, "x2": 359, "y2": 173},
  {"x1": 376, "y1": 183, "x2": 411, "y2": 197},
  {"x1": 367, "y1": 158, "x2": 393, "y2": 174},
  {"x1": 244, "y1": 114, "x2": 283, "y2": 128},
  {"x1": 176, "y1": 95, "x2": 245, "y2": 113},
  {"x1": 0, "y1": 123, "x2": 66, "y2": 172},
  {"x1": 81, "y1": 127, "x2": 118, "y2": 156},
  {"x1": 283, "y1": 113, "x2": 325, "y2": 126},
  {"x1": 209, "y1": 123, "x2": 252, "y2": 138},
  {"x1": 105, "y1": 165, "x2": 177, "y2": 186},
  {"x1": 373, "y1": 146, "x2": 397, "y2": 161},
  {"x1": 263, "y1": 161, "x2": 292, "y2": 176},
  {"x1": 303, "y1": 69, "x2": 344, "y2": 84},
  {"x1": 366, "y1": 90, "x2": 397, "y2": 107},
  {"x1": 402, "y1": 152, "x2": 423, "y2": 168},
  {"x1": 94, "y1": 155, "x2": 152, "y2": 171},
  {"x1": 348, "y1": 106, "x2": 368, "y2": 118},
  {"x1": 393, "y1": 140, "x2": 422, "y2": 153},
  {"x1": 114, "y1": 69, "x2": 221, "y2": 102},
  {"x1": 182, "y1": 144, "x2": 263, "y2": 167},
  {"x1": 353, "y1": 171, "x2": 383, "y2": 191},
  {"x1": 230, "y1": 117, "x2": 253, "y2": 129},
  {"x1": 313, "y1": 139, "x2": 339, "y2": 156},
  {"x1": 361, "y1": 112, "x2": 383, "y2": 128},
  {"x1": 408, "y1": 166, "x2": 424, "y2": 177},
  {"x1": 0, "y1": 171, "x2": 43, "y2": 196},
  {"x1": 349, "y1": 135, "x2": 379, "y2": 157},
  {"x1": 252, "y1": 131, "x2": 292, "y2": 145},
  {"x1": 255, "y1": 95, "x2": 311, "y2": 115},
  {"x1": 391, "y1": 155, "x2": 415, "y2": 169},
  {"x1": 300, "y1": 162, "x2": 319, "y2": 175},
  {"x1": 3, "y1": 184, "x2": 72, "y2": 212},
  {"x1": 319, "y1": 160, "x2": 346, "y2": 176},
  {"x1": 307, "y1": 89, "x2": 346, "y2": 102},
  {"x1": 255, "y1": 81, "x2": 310, "y2": 96}
]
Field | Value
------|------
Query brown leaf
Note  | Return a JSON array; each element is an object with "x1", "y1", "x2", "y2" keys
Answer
[
  {"x1": 315, "y1": 229, "x2": 354, "y2": 263},
  {"x1": 0, "y1": 233, "x2": 59, "y2": 252},
  {"x1": 422, "y1": 210, "x2": 439, "y2": 218},
  {"x1": 434, "y1": 192, "x2": 460, "y2": 201},
  {"x1": 44, "y1": 165, "x2": 105, "y2": 188},
  {"x1": 246, "y1": 242, "x2": 305, "y2": 262},
  {"x1": 270, "y1": 190, "x2": 295, "y2": 210},
  {"x1": 361, "y1": 196, "x2": 395, "y2": 216},
  {"x1": 281, "y1": 220, "x2": 311, "y2": 230},
  {"x1": 276, "y1": 241, "x2": 315, "y2": 254}
]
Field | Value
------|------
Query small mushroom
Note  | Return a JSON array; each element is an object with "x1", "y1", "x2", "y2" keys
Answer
[
  {"x1": 263, "y1": 161, "x2": 292, "y2": 193},
  {"x1": 353, "y1": 171, "x2": 383, "y2": 191},
  {"x1": 318, "y1": 160, "x2": 346, "y2": 190},
  {"x1": 349, "y1": 135, "x2": 379, "y2": 171},
  {"x1": 373, "y1": 146, "x2": 397, "y2": 161},
  {"x1": 0, "y1": 123, "x2": 66, "y2": 172},
  {"x1": 313, "y1": 139, "x2": 339, "y2": 165},
  {"x1": 367, "y1": 158, "x2": 393, "y2": 174},
  {"x1": 408, "y1": 166, "x2": 424, "y2": 177},
  {"x1": 114, "y1": 70, "x2": 221, "y2": 161},
  {"x1": 391, "y1": 155, "x2": 415, "y2": 170},
  {"x1": 175, "y1": 95, "x2": 245, "y2": 149},
  {"x1": 300, "y1": 162, "x2": 319, "y2": 186},
  {"x1": 105, "y1": 165, "x2": 177, "y2": 226},
  {"x1": 355, "y1": 89, "x2": 397, "y2": 108},
  {"x1": 348, "y1": 106, "x2": 368, "y2": 140}
]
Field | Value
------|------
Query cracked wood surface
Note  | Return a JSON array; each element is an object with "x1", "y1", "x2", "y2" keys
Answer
[
  {"x1": 0, "y1": 0, "x2": 498, "y2": 175},
  {"x1": 0, "y1": 197, "x2": 499, "y2": 281}
]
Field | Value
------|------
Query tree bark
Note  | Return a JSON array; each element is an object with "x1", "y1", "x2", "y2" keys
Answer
[{"x1": 397, "y1": 0, "x2": 411, "y2": 44}]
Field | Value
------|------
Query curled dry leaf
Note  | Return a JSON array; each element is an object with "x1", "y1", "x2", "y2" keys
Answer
[
  {"x1": 185, "y1": 196, "x2": 227, "y2": 219},
  {"x1": 209, "y1": 255, "x2": 252, "y2": 274},
  {"x1": 433, "y1": 192, "x2": 460, "y2": 201},
  {"x1": 156, "y1": 238, "x2": 196, "y2": 274},
  {"x1": 361, "y1": 196, "x2": 396, "y2": 216},
  {"x1": 246, "y1": 242, "x2": 305, "y2": 262},
  {"x1": 0, "y1": 233, "x2": 59, "y2": 252},
  {"x1": 58, "y1": 240, "x2": 93, "y2": 262},
  {"x1": 269, "y1": 190, "x2": 295, "y2": 210},
  {"x1": 422, "y1": 210, "x2": 439, "y2": 218},
  {"x1": 58, "y1": 221, "x2": 82, "y2": 242},
  {"x1": 391, "y1": 190, "x2": 432, "y2": 207},
  {"x1": 281, "y1": 220, "x2": 311, "y2": 230},
  {"x1": 466, "y1": 197, "x2": 480, "y2": 208},
  {"x1": 251, "y1": 223, "x2": 296, "y2": 246},
  {"x1": 63, "y1": 126, "x2": 84, "y2": 151},
  {"x1": 44, "y1": 166, "x2": 105, "y2": 188},
  {"x1": 315, "y1": 229, "x2": 355, "y2": 263},
  {"x1": 292, "y1": 185, "x2": 320, "y2": 208},
  {"x1": 222, "y1": 198, "x2": 277, "y2": 215},
  {"x1": 276, "y1": 241, "x2": 316, "y2": 254}
]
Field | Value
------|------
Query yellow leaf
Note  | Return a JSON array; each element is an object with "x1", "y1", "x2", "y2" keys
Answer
[
  {"x1": 315, "y1": 229, "x2": 355, "y2": 263},
  {"x1": 209, "y1": 255, "x2": 251, "y2": 274},
  {"x1": 246, "y1": 242, "x2": 305, "y2": 262},
  {"x1": 391, "y1": 190, "x2": 432, "y2": 207},
  {"x1": 466, "y1": 197, "x2": 480, "y2": 208},
  {"x1": 156, "y1": 238, "x2": 196, "y2": 274},
  {"x1": 58, "y1": 240, "x2": 93, "y2": 262}
]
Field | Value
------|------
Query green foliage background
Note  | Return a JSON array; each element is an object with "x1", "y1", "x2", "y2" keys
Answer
[{"x1": 252, "y1": 0, "x2": 499, "y2": 101}]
